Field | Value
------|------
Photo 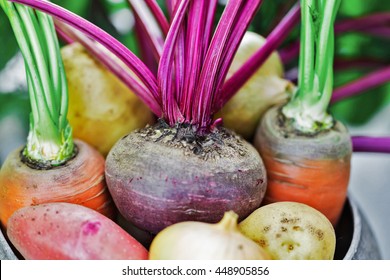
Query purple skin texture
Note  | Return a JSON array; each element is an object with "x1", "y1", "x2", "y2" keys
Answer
[{"x1": 105, "y1": 125, "x2": 267, "y2": 234}]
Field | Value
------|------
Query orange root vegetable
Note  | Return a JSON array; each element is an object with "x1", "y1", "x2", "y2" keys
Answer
[
  {"x1": 62, "y1": 43, "x2": 155, "y2": 156},
  {"x1": 252, "y1": 1, "x2": 350, "y2": 227},
  {"x1": 7, "y1": 203, "x2": 148, "y2": 260},
  {"x1": 0, "y1": 139, "x2": 115, "y2": 229},
  {"x1": 254, "y1": 106, "x2": 352, "y2": 226}
]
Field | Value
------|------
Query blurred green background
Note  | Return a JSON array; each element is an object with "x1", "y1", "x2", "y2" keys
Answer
[{"x1": 1, "y1": 0, "x2": 390, "y2": 164}]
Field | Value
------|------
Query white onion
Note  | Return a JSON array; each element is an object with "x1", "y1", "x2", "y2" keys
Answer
[{"x1": 149, "y1": 211, "x2": 271, "y2": 260}]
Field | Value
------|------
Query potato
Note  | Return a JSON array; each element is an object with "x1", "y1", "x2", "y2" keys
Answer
[
  {"x1": 7, "y1": 203, "x2": 148, "y2": 260},
  {"x1": 62, "y1": 43, "x2": 154, "y2": 156},
  {"x1": 217, "y1": 31, "x2": 295, "y2": 140},
  {"x1": 238, "y1": 202, "x2": 336, "y2": 260}
]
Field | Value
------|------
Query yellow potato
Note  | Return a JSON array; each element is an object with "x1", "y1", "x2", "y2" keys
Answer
[
  {"x1": 61, "y1": 43, "x2": 154, "y2": 156},
  {"x1": 217, "y1": 31, "x2": 295, "y2": 140},
  {"x1": 239, "y1": 202, "x2": 336, "y2": 260}
]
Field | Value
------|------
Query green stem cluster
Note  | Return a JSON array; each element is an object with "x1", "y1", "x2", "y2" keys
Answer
[
  {"x1": 1, "y1": 1, "x2": 73, "y2": 166},
  {"x1": 282, "y1": 0, "x2": 341, "y2": 133}
]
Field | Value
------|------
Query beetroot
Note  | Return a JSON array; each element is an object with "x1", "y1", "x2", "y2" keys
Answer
[{"x1": 106, "y1": 122, "x2": 266, "y2": 233}]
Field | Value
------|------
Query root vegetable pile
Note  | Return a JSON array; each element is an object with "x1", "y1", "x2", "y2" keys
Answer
[{"x1": 2, "y1": 0, "x2": 388, "y2": 261}]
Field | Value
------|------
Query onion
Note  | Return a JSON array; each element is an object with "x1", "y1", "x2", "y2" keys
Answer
[{"x1": 149, "y1": 211, "x2": 271, "y2": 260}]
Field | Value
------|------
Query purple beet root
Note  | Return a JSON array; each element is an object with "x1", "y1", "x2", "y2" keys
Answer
[{"x1": 105, "y1": 122, "x2": 267, "y2": 234}]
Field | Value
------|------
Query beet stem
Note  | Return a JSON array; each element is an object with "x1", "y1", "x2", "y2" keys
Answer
[
  {"x1": 352, "y1": 136, "x2": 390, "y2": 154},
  {"x1": 218, "y1": 3, "x2": 300, "y2": 110},
  {"x1": 331, "y1": 66, "x2": 390, "y2": 104}
]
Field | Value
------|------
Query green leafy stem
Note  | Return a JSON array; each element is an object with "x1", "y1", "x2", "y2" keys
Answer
[
  {"x1": 0, "y1": 0, "x2": 74, "y2": 166},
  {"x1": 282, "y1": 0, "x2": 341, "y2": 133}
]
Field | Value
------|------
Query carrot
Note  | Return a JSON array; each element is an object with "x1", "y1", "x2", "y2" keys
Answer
[
  {"x1": 254, "y1": 0, "x2": 351, "y2": 226},
  {"x1": 0, "y1": 139, "x2": 114, "y2": 228},
  {"x1": 0, "y1": 1, "x2": 114, "y2": 229},
  {"x1": 254, "y1": 106, "x2": 352, "y2": 225}
]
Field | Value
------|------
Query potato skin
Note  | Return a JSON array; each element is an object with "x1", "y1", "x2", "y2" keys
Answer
[
  {"x1": 238, "y1": 202, "x2": 336, "y2": 260},
  {"x1": 217, "y1": 31, "x2": 294, "y2": 140},
  {"x1": 62, "y1": 43, "x2": 154, "y2": 156},
  {"x1": 7, "y1": 203, "x2": 148, "y2": 260}
]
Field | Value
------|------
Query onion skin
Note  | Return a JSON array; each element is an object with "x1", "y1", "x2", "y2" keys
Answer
[
  {"x1": 254, "y1": 105, "x2": 352, "y2": 226},
  {"x1": 149, "y1": 211, "x2": 271, "y2": 260},
  {"x1": 105, "y1": 124, "x2": 267, "y2": 234},
  {"x1": 62, "y1": 43, "x2": 154, "y2": 156},
  {"x1": 239, "y1": 202, "x2": 336, "y2": 260},
  {"x1": 7, "y1": 203, "x2": 148, "y2": 260},
  {"x1": 217, "y1": 32, "x2": 294, "y2": 140},
  {"x1": 0, "y1": 139, "x2": 115, "y2": 229}
]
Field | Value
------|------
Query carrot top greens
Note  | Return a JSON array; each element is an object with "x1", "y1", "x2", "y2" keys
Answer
[
  {"x1": 0, "y1": 1, "x2": 74, "y2": 166},
  {"x1": 282, "y1": 0, "x2": 341, "y2": 133}
]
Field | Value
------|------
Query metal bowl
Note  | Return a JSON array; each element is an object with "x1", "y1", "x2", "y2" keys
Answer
[
  {"x1": 0, "y1": 227, "x2": 17, "y2": 260},
  {"x1": 339, "y1": 196, "x2": 382, "y2": 260}
]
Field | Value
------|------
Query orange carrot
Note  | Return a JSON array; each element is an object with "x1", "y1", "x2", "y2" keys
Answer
[
  {"x1": 253, "y1": 1, "x2": 350, "y2": 226},
  {"x1": 254, "y1": 106, "x2": 352, "y2": 226},
  {"x1": 0, "y1": 139, "x2": 115, "y2": 228}
]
